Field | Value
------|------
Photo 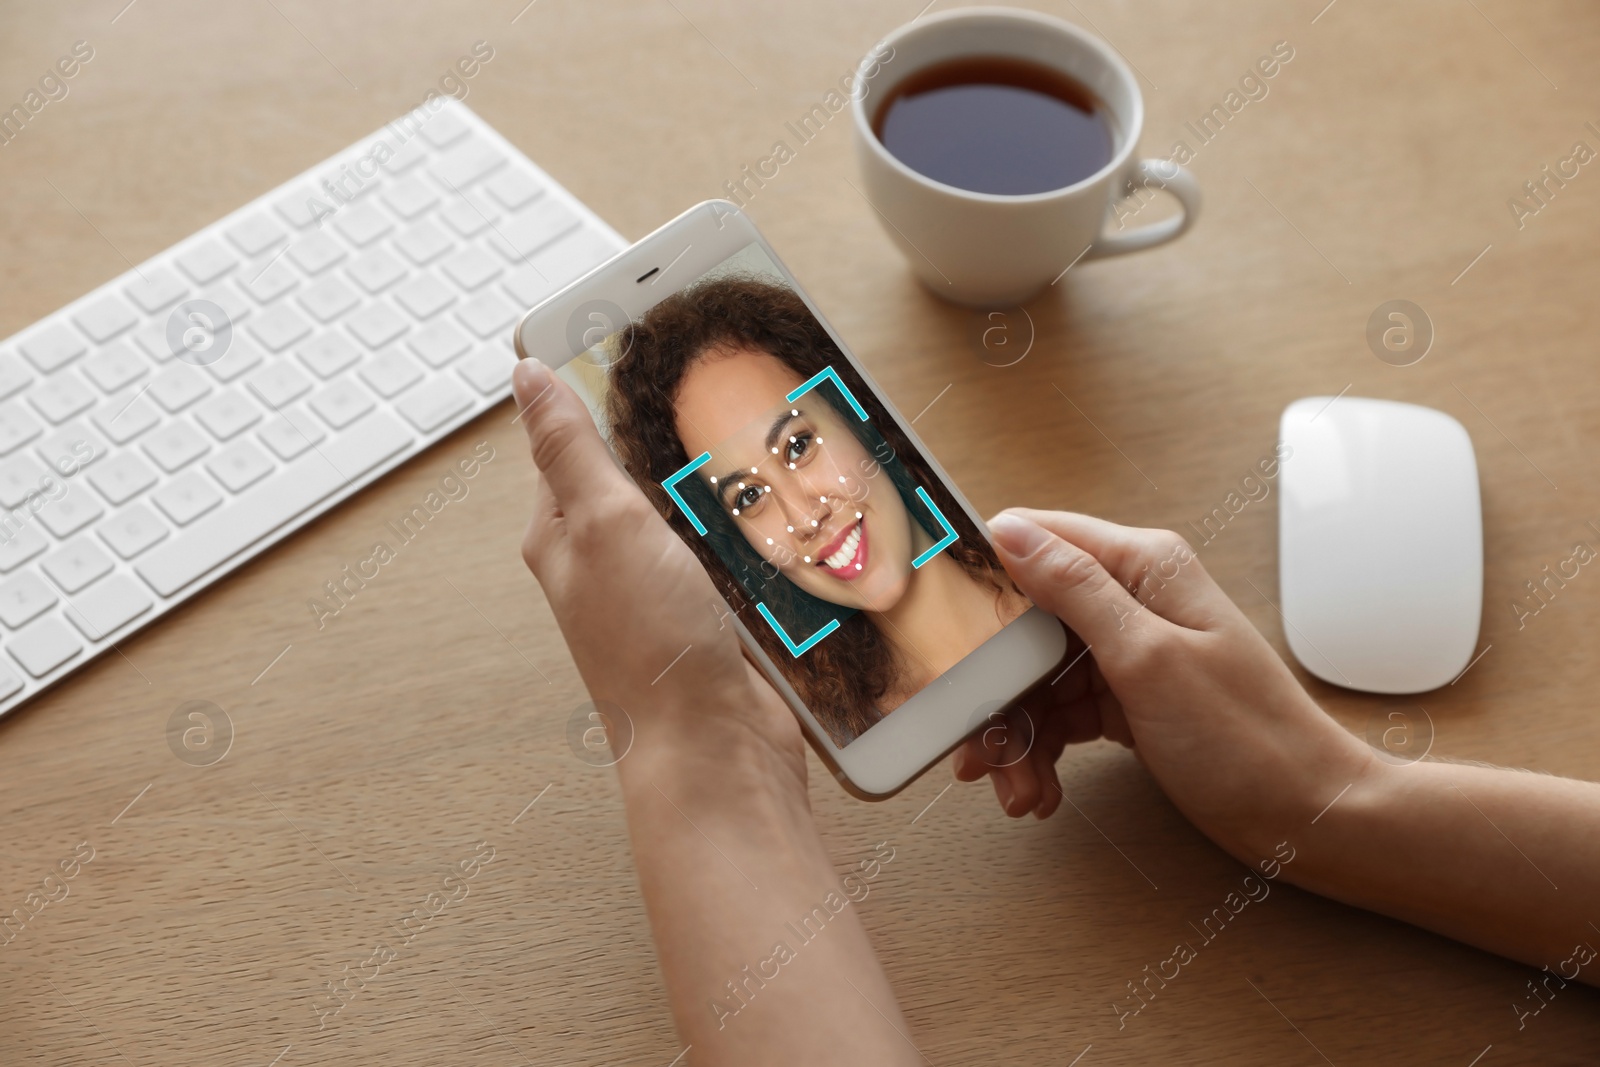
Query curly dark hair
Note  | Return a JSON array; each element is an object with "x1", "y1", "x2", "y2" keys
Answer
[{"x1": 603, "y1": 275, "x2": 1010, "y2": 746}]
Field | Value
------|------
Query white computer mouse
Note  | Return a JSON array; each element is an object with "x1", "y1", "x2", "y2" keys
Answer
[{"x1": 1277, "y1": 396, "x2": 1483, "y2": 694}]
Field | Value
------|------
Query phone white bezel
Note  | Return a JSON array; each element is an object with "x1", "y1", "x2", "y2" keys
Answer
[{"x1": 514, "y1": 200, "x2": 1068, "y2": 798}]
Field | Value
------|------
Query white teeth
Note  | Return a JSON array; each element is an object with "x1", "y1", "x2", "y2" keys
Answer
[{"x1": 822, "y1": 523, "x2": 862, "y2": 571}]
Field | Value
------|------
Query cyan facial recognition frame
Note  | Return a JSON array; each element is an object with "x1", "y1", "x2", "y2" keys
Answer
[{"x1": 659, "y1": 365, "x2": 958, "y2": 657}]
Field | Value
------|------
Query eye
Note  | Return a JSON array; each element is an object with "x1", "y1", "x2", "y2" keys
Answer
[
  {"x1": 728, "y1": 480, "x2": 767, "y2": 515},
  {"x1": 785, "y1": 430, "x2": 814, "y2": 466}
]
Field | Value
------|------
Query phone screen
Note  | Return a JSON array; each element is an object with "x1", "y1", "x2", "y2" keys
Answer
[{"x1": 557, "y1": 241, "x2": 1031, "y2": 746}]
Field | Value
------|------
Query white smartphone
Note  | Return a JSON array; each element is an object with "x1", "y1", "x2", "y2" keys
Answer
[{"x1": 514, "y1": 201, "x2": 1068, "y2": 799}]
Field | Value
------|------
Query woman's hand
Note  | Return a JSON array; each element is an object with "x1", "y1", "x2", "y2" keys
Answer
[
  {"x1": 954, "y1": 508, "x2": 1375, "y2": 863},
  {"x1": 512, "y1": 358, "x2": 806, "y2": 797}
]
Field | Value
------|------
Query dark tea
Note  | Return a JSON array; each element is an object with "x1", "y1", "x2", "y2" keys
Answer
[{"x1": 873, "y1": 55, "x2": 1115, "y2": 196}]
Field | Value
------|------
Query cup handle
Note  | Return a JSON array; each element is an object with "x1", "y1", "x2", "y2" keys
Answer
[{"x1": 1084, "y1": 159, "x2": 1201, "y2": 261}]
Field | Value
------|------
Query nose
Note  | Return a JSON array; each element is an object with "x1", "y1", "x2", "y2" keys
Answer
[{"x1": 770, "y1": 474, "x2": 836, "y2": 544}]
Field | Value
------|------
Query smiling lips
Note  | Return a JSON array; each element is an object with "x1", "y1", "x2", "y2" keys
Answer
[{"x1": 816, "y1": 517, "x2": 868, "y2": 580}]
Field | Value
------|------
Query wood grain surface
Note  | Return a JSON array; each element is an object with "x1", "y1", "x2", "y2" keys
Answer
[{"x1": 2, "y1": 0, "x2": 1598, "y2": 1063}]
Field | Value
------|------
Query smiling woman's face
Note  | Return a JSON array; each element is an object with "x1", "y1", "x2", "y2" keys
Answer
[{"x1": 674, "y1": 345, "x2": 917, "y2": 613}]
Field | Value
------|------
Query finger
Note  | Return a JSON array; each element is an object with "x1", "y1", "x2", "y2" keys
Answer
[
  {"x1": 521, "y1": 466, "x2": 564, "y2": 578},
  {"x1": 512, "y1": 358, "x2": 627, "y2": 507},
  {"x1": 997, "y1": 745, "x2": 1042, "y2": 819},
  {"x1": 1000, "y1": 509, "x2": 1229, "y2": 632},
  {"x1": 1031, "y1": 745, "x2": 1063, "y2": 819},
  {"x1": 986, "y1": 511, "x2": 1158, "y2": 656}
]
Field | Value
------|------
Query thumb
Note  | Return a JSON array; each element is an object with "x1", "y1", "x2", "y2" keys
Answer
[
  {"x1": 512, "y1": 357, "x2": 622, "y2": 505},
  {"x1": 987, "y1": 510, "x2": 1152, "y2": 653}
]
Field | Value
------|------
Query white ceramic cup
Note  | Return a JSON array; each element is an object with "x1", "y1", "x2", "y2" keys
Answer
[{"x1": 852, "y1": 6, "x2": 1200, "y2": 307}]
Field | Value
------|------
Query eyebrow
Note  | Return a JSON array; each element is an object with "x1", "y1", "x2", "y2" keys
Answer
[{"x1": 711, "y1": 410, "x2": 804, "y2": 501}]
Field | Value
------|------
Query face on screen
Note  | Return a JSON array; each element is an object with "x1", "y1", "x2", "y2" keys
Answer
[
  {"x1": 674, "y1": 346, "x2": 919, "y2": 615},
  {"x1": 561, "y1": 259, "x2": 1029, "y2": 747}
]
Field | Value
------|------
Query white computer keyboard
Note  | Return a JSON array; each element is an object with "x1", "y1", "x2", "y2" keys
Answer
[{"x1": 0, "y1": 98, "x2": 624, "y2": 717}]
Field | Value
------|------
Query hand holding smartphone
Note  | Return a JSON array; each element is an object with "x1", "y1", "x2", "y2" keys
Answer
[{"x1": 514, "y1": 202, "x2": 1067, "y2": 797}]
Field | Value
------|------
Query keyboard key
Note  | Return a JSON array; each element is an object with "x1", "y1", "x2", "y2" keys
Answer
[
  {"x1": 176, "y1": 239, "x2": 240, "y2": 284},
  {"x1": 532, "y1": 226, "x2": 618, "y2": 287},
  {"x1": 407, "y1": 319, "x2": 472, "y2": 368},
  {"x1": 87, "y1": 451, "x2": 159, "y2": 505},
  {"x1": 439, "y1": 196, "x2": 498, "y2": 238},
  {"x1": 0, "y1": 571, "x2": 58, "y2": 629},
  {"x1": 29, "y1": 372, "x2": 96, "y2": 424},
  {"x1": 381, "y1": 134, "x2": 429, "y2": 176},
  {"x1": 42, "y1": 536, "x2": 114, "y2": 593},
  {"x1": 346, "y1": 248, "x2": 408, "y2": 293},
  {"x1": 132, "y1": 321, "x2": 176, "y2": 363},
  {"x1": 148, "y1": 366, "x2": 213, "y2": 413},
  {"x1": 142, "y1": 420, "x2": 210, "y2": 472},
  {"x1": 395, "y1": 272, "x2": 457, "y2": 319},
  {"x1": 203, "y1": 336, "x2": 265, "y2": 383},
  {"x1": 0, "y1": 526, "x2": 49, "y2": 573},
  {"x1": 257, "y1": 405, "x2": 326, "y2": 460},
  {"x1": 0, "y1": 665, "x2": 20, "y2": 699},
  {"x1": 196, "y1": 284, "x2": 253, "y2": 329},
  {"x1": 0, "y1": 354, "x2": 34, "y2": 400},
  {"x1": 502, "y1": 265, "x2": 558, "y2": 309},
  {"x1": 81, "y1": 342, "x2": 149, "y2": 394},
  {"x1": 459, "y1": 345, "x2": 515, "y2": 396},
  {"x1": 9, "y1": 617, "x2": 83, "y2": 677},
  {"x1": 72, "y1": 296, "x2": 140, "y2": 343},
  {"x1": 313, "y1": 166, "x2": 377, "y2": 203},
  {"x1": 274, "y1": 185, "x2": 326, "y2": 229},
  {"x1": 488, "y1": 197, "x2": 579, "y2": 261},
  {"x1": 19, "y1": 325, "x2": 87, "y2": 373},
  {"x1": 227, "y1": 213, "x2": 288, "y2": 256},
  {"x1": 358, "y1": 350, "x2": 424, "y2": 398},
  {"x1": 237, "y1": 257, "x2": 300, "y2": 303},
  {"x1": 335, "y1": 203, "x2": 394, "y2": 246},
  {"x1": 124, "y1": 268, "x2": 189, "y2": 313},
  {"x1": 137, "y1": 411, "x2": 414, "y2": 596},
  {"x1": 485, "y1": 170, "x2": 543, "y2": 211},
  {"x1": 298, "y1": 275, "x2": 361, "y2": 322},
  {"x1": 97, "y1": 503, "x2": 169, "y2": 560},
  {"x1": 153, "y1": 470, "x2": 223, "y2": 526},
  {"x1": 92, "y1": 391, "x2": 161, "y2": 445},
  {"x1": 382, "y1": 177, "x2": 439, "y2": 220},
  {"x1": 397, "y1": 378, "x2": 472, "y2": 432},
  {"x1": 431, "y1": 145, "x2": 507, "y2": 189},
  {"x1": 37, "y1": 422, "x2": 109, "y2": 471},
  {"x1": 346, "y1": 301, "x2": 409, "y2": 348},
  {"x1": 442, "y1": 246, "x2": 503, "y2": 290},
  {"x1": 394, "y1": 219, "x2": 454, "y2": 265},
  {"x1": 244, "y1": 361, "x2": 312, "y2": 408},
  {"x1": 456, "y1": 291, "x2": 519, "y2": 339},
  {"x1": 206, "y1": 439, "x2": 274, "y2": 492},
  {"x1": 63, "y1": 573, "x2": 153, "y2": 641},
  {"x1": 37, "y1": 488, "x2": 106, "y2": 539},
  {"x1": 419, "y1": 110, "x2": 471, "y2": 148},
  {"x1": 309, "y1": 378, "x2": 375, "y2": 429},
  {"x1": 288, "y1": 231, "x2": 347, "y2": 275},
  {"x1": 0, "y1": 455, "x2": 48, "y2": 508},
  {"x1": 296, "y1": 332, "x2": 362, "y2": 379},
  {"x1": 0, "y1": 403, "x2": 44, "y2": 455},
  {"x1": 194, "y1": 390, "x2": 262, "y2": 440},
  {"x1": 250, "y1": 305, "x2": 314, "y2": 352}
]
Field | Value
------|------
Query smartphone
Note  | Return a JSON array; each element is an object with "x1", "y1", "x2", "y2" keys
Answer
[{"x1": 514, "y1": 201, "x2": 1068, "y2": 798}]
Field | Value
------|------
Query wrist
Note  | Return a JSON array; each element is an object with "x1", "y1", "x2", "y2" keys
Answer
[
  {"x1": 1223, "y1": 700, "x2": 1385, "y2": 869},
  {"x1": 613, "y1": 679, "x2": 810, "y2": 812}
]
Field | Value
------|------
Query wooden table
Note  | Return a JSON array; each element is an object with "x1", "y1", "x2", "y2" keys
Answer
[{"x1": 2, "y1": 0, "x2": 1597, "y2": 1062}]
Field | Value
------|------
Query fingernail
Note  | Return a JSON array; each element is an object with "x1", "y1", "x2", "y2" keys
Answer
[
  {"x1": 988, "y1": 511, "x2": 1047, "y2": 557},
  {"x1": 512, "y1": 356, "x2": 551, "y2": 404}
]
